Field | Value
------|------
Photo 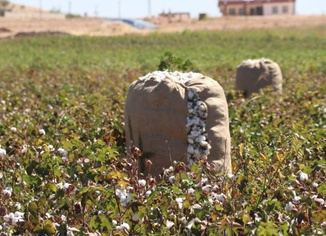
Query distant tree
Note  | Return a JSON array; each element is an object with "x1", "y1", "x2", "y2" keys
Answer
[
  {"x1": 0, "y1": 0, "x2": 10, "y2": 8},
  {"x1": 0, "y1": 0, "x2": 9, "y2": 16}
]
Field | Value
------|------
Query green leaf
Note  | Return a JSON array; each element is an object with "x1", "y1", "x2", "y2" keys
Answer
[
  {"x1": 100, "y1": 214, "x2": 113, "y2": 231},
  {"x1": 61, "y1": 140, "x2": 73, "y2": 150},
  {"x1": 90, "y1": 215, "x2": 100, "y2": 229},
  {"x1": 28, "y1": 201, "x2": 39, "y2": 218},
  {"x1": 171, "y1": 185, "x2": 182, "y2": 194},
  {"x1": 25, "y1": 160, "x2": 38, "y2": 175},
  {"x1": 43, "y1": 220, "x2": 56, "y2": 234},
  {"x1": 317, "y1": 182, "x2": 326, "y2": 196}
]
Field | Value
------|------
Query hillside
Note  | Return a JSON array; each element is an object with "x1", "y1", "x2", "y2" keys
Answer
[{"x1": 0, "y1": 3, "x2": 326, "y2": 38}]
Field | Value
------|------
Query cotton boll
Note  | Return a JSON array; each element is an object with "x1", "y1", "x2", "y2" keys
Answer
[
  {"x1": 187, "y1": 188, "x2": 195, "y2": 194},
  {"x1": 190, "y1": 130, "x2": 201, "y2": 138},
  {"x1": 187, "y1": 145, "x2": 195, "y2": 154},
  {"x1": 116, "y1": 222, "x2": 130, "y2": 231},
  {"x1": 4, "y1": 213, "x2": 14, "y2": 222},
  {"x1": 187, "y1": 138, "x2": 194, "y2": 144},
  {"x1": 15, "y1": 202, "x2": 21, "y2": 210},
  {"x1": 61, "y1": 215, "x2": 67, "y2": 222},
  {"x1": 57, "y1": 148, "x2": 68, "y2": 157},
  {"x1": 194, "y1": 148, "x2": 201, "y2": 155},
  {"x1": 216, "y1": 193, "x2": 226, "y2": 203},
  {"x1": 187, "y1": 90, "x2": 195, "y2": 100},
  {"x1": 39, "y1": 129, "x2": 46, "y2": 135},
  {"x1": 202, "y1": 185, "x2": 211, "y2": 192},
  {"x1": 145, "y1": 190, "x2": 152, "y2": 198},
  {"x1": 187, "y1": 116, "x2": 200, "y2": 126},
  {"x1": 188, "y1": 108, "x2": 195, "y2": 115},
  {"x1": 201, "y1": 148, "x2": 211, "y2": 157},
  {"x1": 200, "y1": 141, "x2": 209, "y2": 148},
  {"x1": 198, "y1": 102, "x2": 207, "y2": 112},
  {"x1": 169, "y1": 176, "x2": 176, "y2": 183},
  {"x1": 186, "y1": 117, "x2": 195, "y2": 126},
  {"x1": 198, "y1": 110, "x2": 208, "y2": 119},
  {"x1": 3, "y1": 187, "x2": 13, "y2": 197},
  {"x1": 196, "y1": 101, "x2": 203, "y2": 107},
  {"x1": 313, "y1": 197, "x2": 325, "y2": 205},
  {"x1": 299, "y1": 172, "x2": 308, "y2": 182},
  {"x1": 166, "y1": 220, "x2": 175, "y2": 229},
  {"x1": 285, "y1": 202, "x2": 295, "y2": 211},
  {"x1": 47, "y1": 145, "x2": 55, "y2": 152},
  {"x1": 191, "y1": 204, "x2": 202, "y2": 210},
  {"x1": 196, "y1": 135, "x2": 206, "y2": 142},
  {"x1": 0, "y1": 148, "x2": 6, "y2": 157},
  {"x1": 138, "y1": 179, "x2": 146, "y2": 187},
  {"x1": 175, "y1": 198, "x2": 183, "y2": 209},
  {"x1": 10, "y1": 127, "x2": 17, "y2": 133},
  {"x1": 312, "y1": 182, "x2": 318, "y2": 188}
]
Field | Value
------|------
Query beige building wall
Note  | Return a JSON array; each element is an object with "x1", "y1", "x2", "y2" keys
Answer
[
  {"x1": 263, "y1": 3, "x2": 295, "y2": 15},
  {"x1": 219, "y1": 1, "x2": 295, "y2": 16}
]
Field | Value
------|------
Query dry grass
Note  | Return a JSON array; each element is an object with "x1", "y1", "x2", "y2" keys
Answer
[{"x1": 0, "y1": 13, "x2": 326, "y2": 38}]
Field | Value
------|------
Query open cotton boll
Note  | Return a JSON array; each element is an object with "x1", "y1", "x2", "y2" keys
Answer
[
  {"x1": 187, "y1": 145, "x2": 195, "y2": 154},
  {"x1": 187, "y1": 138, "x2": 194, "y2": 144},
  {"x1": 200, "y1": 140, "x2": 210, "y2": 148},
  {"x1": 241, "y1": 58, "x2": 266, "y2": 68},
  {"x1": 138, "y1": 179, "x2": 146, "y2": 187},
  {"x1": 0, "y1": 148, "x2": 6, "y2": 157},
  {"x1": 39, "y1": 129, "x2": 46, "y2": 135},
  {"x1": 299, "y1": 172, "x2": 308, "y2": 182},
  {"x1": 139, "y1": 71, "x2": 203, "y2": 84},
  {"x1": 57, "y1": 148, "x2": 68, "y2": 157},
  {"x1": 187, "y1": 90, "x2": 195, "y2": 100},
  {"x1": 186, "y1": 87, "x2": 211, "y2": 166},
  {"x1": 196, "y1": 135, "x2": 206, "y2": 143}
]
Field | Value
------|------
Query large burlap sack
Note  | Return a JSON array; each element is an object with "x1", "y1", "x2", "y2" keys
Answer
[
  {"x1": 235, "y1": 58, "x2": 283, "y2": 97},
  {"x1": 124, "y1": 71, "x2": 231, "y2": 176}
]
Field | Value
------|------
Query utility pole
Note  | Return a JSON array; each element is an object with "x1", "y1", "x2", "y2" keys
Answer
[
  {"x1": 148, "y1": 0, "x2": 151, "y2": 17},
  {"x1": 68, "y1": 1, "x2": 71, "y2": 15},
  {"x1": 94, "y1": 6, "x2": 98, "y2": 17},
  {"x1": 39, "y1": 0, "x2": 42, "y2": 18},
  {"x1": 118, "y1": 0, "x2": 121, "y2": 19}
]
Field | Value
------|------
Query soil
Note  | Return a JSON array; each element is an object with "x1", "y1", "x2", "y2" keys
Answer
[{"x1": 0, "y1": 14, "x2": 326, "y2": 38}]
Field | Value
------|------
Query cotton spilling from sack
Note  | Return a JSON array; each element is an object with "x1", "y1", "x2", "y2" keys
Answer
[
  {"x1": 124, "y1": 71, "x2": 232, "y2": 176},
  {"x1": 235, "y1": 58, "x2": 283, "y2": 97}
]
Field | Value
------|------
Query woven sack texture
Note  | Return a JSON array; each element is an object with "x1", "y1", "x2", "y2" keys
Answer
[
  {"x1": 235, "y1": 58, "x2": 283, "y2": 97},
  {"x1": 124, "y1": 72, "x2": 231, "y2": 176}
]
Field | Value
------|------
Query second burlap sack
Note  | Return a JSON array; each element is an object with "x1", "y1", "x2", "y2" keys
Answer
[
  {"x1": 235, "y1": 58, "x2": 283, "y2": 97},
  {"x1": 124, "y1": 71, "x2": 231, "y2": 176}
]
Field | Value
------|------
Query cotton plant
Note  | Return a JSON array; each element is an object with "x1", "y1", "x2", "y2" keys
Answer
[{"x1": 3, "y1": 211, "x2": 25, "y2": 226}]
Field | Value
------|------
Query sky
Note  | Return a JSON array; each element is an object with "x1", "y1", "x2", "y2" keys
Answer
[{"x1": 11, "y1": 0, "x2": 326, "y2": 19}]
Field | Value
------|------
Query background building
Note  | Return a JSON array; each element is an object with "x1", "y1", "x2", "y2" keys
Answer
[{"x1": 218, "y1": 0, "x2": 296, "y2": 16}]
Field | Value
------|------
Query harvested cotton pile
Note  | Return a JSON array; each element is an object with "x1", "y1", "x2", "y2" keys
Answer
[{"x1": 124, "y1": 71, "x2": 231, "y2": 176}]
